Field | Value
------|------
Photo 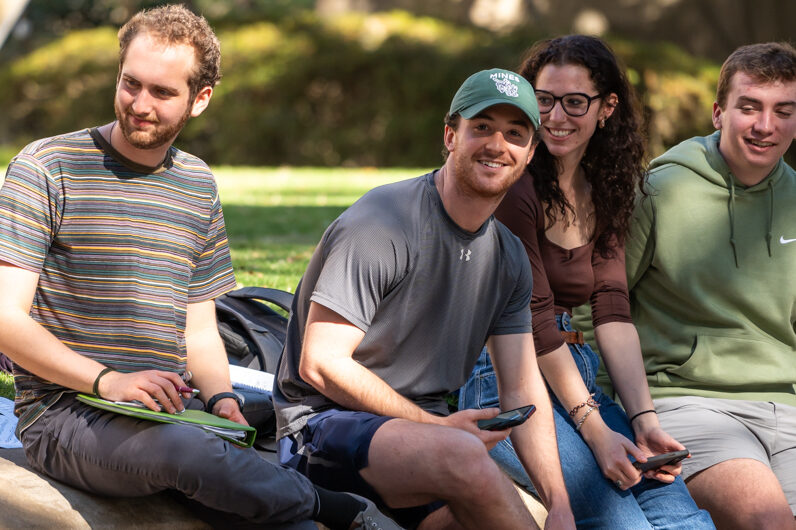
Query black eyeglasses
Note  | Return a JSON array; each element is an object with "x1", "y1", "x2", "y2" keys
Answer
[{"x1": 535, "y1": 90, "x2": 602, "y2": 117}]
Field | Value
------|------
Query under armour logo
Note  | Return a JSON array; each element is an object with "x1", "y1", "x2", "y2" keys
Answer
[{"x1": 460, "y1": 248, "x2": 472, "y2": 261}]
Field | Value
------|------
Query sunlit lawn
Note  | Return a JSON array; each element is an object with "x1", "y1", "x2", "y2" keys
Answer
[
  {"x1": 0, "y1": 372, "x2": 12, "y2": 399},
  {"x1": 216, "y1": 166, "x2": 426, "y2": 291}
]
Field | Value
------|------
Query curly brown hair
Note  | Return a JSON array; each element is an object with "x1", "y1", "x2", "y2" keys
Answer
[
  {"x1": 118, "y1": 4, "x2": 221, "y2": 102},
  {"x1": 518, "y1": 35, "x2": 646, "y2": 257}
]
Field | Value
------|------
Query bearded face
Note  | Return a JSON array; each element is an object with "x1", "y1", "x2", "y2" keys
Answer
[
  {"x1": 114, "y1": 96, "x2": 192, "y2": 150},
  {"x1": 445, "y1": 104, "x2": 535, "y2": 199},
  {"x1": 112, "y1": 33, "x2": 199, "y2": 153}
]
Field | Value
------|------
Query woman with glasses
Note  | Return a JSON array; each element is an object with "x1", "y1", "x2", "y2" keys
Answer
[{"x1": 460, "y1": 35, "x2": 714, "y2": 528}]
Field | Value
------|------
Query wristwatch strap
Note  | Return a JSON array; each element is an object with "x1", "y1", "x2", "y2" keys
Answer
[{"x1": 205, "y1": 391, "x2": 243, "y2": 413}]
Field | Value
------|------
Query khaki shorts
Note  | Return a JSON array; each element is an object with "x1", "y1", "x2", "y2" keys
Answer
[{"x1": 654, "y1": 396, "x2": 796, "y2": 515}]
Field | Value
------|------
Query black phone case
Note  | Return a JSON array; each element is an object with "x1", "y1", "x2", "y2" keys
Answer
[
  {"x1": 633, "y1": 450, "x2": 689, "y2": 472},
  {"x1": 477, "y1": 405, "x2": 535, "y2": 430}
]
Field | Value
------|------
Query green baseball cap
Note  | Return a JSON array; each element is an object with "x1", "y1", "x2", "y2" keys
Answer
[{"x1": 449, "y1": 68, "x2": 540, "y2": 129}]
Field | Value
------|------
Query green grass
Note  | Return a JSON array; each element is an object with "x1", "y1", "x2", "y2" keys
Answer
[
  {"x1": 216, "y1": 166, "x2": 426, "y2": 291},
  {"x1": 0, "y1": 166, "x2": 427, "y2": 398},
  {"x1": 0, "y1": 372, "x2": 12, "y2": 400}
]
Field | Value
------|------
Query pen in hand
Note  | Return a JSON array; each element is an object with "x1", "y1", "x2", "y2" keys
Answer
[{"x1": 175, "y1": 385, "x2": 200, "y2": 396}]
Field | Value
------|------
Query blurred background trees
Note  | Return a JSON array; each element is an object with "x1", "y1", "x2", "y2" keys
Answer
[{"x1": 0, "y1": 0, "x2": 792, "y2": 167}]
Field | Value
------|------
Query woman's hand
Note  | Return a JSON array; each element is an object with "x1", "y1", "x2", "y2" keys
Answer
[{"x1": 580, "y1": 413, "x2": 645, "y2": 490}]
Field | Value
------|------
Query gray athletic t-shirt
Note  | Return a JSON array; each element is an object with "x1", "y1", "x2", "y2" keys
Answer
[{"x1": 274, "y1": 171, "x2": 532, "y2": 438}]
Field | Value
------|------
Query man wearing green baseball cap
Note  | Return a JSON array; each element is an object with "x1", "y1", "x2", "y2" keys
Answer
[
  {"x1": 274, "y1": 68, "x2": 575, "y2": 529},
  {"x1": 450, "y1": 68, "x2": 541, "y2": 128}
]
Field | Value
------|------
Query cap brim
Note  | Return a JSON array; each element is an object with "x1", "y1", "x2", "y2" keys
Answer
[{"x1": 459, "y1": 98, "x2": 539, "y2": 128}]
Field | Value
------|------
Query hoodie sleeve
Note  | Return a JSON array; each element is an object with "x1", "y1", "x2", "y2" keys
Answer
[{"x1": 626, "y1": 190, "x2": 656, "y2": 291}]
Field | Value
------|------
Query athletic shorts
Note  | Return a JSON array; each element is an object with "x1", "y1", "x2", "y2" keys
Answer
[
  {"x1": 654, "y1": 395, "x2": 796, "y2": 514},
  {"x1": 278, "y1": 409, "x2": 444, "y2": 529}
]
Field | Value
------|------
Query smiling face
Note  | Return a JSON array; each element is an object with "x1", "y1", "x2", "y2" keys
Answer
[
  {"x1": 114, "y1": 33, "x2": 206, "y2": 151},
  {"x1": 445, "y1": 103, "x2": 536, "y2": 199},
  {"x1": 713, "y1": 71, "x2": 796, "y2": 186},
  {"x1": 534, "y1": 63, "x2": 615, "y2": 167}
]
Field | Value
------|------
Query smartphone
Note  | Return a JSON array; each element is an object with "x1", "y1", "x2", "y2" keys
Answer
[
  {"x1": 633, "y1": 449, "x2": 689, "y2": 472},
  {"x1": 477, "y1": 405, "x2": 536, "y2": 431}
]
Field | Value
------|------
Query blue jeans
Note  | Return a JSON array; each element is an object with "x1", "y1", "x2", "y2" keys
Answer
[{"x1": 460, "y1": 313, "x2": 714, "y2": 529}]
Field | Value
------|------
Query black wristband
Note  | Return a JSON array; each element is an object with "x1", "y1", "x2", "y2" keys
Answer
[
  {"x1": 205, "y1": 391, "x2": 243, "y2": 413},
  {"x1": 93, "y1": 367, "x2": 115, "y2": 398},
  {"x1": 629, "y1": 409, "x2": 656, "y2": 424}
]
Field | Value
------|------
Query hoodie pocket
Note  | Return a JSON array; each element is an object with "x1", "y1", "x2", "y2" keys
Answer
[{"x1": 668, "y1": 334, "x2": 796, "y2": 387}]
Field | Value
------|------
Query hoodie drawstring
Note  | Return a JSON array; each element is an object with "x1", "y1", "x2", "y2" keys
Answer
[
  {"x1": 728, "y1": 179, "x2": 738, "y2": 268},
  {"x1": 727, "y1": 175, "x2": 776, "y2": 267},
  {"x1": 766, "y1": 180, "x2": 774, "y2": 257}
]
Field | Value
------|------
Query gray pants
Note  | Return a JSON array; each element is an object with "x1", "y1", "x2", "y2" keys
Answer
[{"x1": 20, "y1": 394, "x2": 318, "y2": 528}]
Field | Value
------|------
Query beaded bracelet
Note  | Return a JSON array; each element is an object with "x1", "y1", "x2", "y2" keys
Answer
[
  {"x1": 629, "y1": 409, "x2": 656, "y2": 424},
  {"x1": 575, "y1": 404, "x2": 599, "y2": 432},
  {"x1": 568, "y1": 393, "x2": 598, "y2": 419},
  {"x1": 92, "y1": 367, "x2": 115, "y2": 398}
]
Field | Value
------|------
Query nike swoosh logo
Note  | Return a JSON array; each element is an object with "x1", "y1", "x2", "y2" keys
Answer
[{"x1": 780, "y1": 236, "x2": 796, "y2": 245}]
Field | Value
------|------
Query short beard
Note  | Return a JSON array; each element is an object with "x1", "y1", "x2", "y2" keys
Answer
[
  {"x1": 114, "y1": 100, "x2": 191, "y2": 150},
  {"x1": 451, "y1": 148, "x2": 525, "y2": 200}
]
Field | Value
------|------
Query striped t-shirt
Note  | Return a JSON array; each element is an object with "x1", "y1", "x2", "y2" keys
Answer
[{"x1": 0, "y1": 127, "x2": 236, "y2": 433}]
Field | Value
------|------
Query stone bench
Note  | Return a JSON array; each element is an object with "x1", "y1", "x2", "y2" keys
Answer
[
  {"x1": 516, "y1": 484, "x2": 549, "y2": 526},
  {"x1": 0, "y1": 447, "x2": 209, "y2": 529},
  {"x1": 0, "y1": 446, "x2": 547, "y2": 528}
]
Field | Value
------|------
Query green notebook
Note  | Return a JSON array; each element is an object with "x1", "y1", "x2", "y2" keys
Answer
[{"x1": 76, "y1": 394, "x2": 257, "y2": 448}]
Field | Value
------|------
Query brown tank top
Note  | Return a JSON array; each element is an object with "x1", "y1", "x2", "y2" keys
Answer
[{"x1": 495, "y1": 171, "x2": 632, "y2": 355}]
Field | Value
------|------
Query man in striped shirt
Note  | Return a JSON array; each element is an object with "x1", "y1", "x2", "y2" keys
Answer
[{"x1": 0, "y1": 5, "x2": 398, "y2": 529}]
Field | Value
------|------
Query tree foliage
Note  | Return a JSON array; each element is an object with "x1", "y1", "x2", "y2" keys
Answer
[{"x1": 1, "y1": 9, "x2": 723, "y2": 167}]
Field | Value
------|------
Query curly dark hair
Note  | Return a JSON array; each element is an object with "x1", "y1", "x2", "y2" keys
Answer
[
  {"x1": 118, "y1": 4, "x2": 221, "y2": 102},
  {"x1": 518, "y1": 35, "x2": 646, "y2": 257}
]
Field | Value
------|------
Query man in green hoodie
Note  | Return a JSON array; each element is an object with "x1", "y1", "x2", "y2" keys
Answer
[{"x1": 626, "y1": 42, "x2": 796, "y2": 529}]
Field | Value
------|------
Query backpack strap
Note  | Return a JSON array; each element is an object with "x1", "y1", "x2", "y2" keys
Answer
[
  {"x1": 216, "y1": 287, "x2": 294, "y2": 372},
  {"x1": 225, "y1": 287, "x2": 293, "y2": 314}
]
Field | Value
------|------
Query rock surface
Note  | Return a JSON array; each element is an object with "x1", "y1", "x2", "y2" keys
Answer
[{"x1": 0, "y1": 446, "x2": 547, "y2": 528}]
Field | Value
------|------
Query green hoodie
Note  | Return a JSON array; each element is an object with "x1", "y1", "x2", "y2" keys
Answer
[{"x1": 626, "y1": 131, "x2": 796, "y2": 406}]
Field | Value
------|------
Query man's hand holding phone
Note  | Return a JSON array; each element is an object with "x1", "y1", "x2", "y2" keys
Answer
[
  {"x1": 477, "y1": 404, "x2": 536, "y2": 431},
  {"x1": 439, "y1": 408, "x2": 506, "y2": 449},
  {"x1": 441, "y1": 405, "x2": 535, "y2": 450}
]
